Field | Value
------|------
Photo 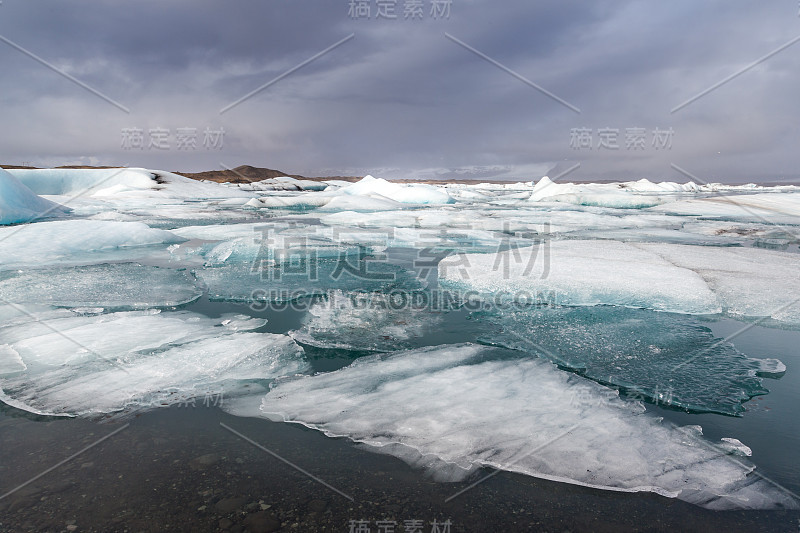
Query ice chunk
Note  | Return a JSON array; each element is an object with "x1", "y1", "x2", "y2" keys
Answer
[
  {"x1": 0, "y1": 263, "x2": 202, "y2": 310},
  {"x1": 528, "y1": 176, "x2": 666, "y2": 208},
  {"x1": 290, "y1": 290, "x2": 442, "y2": 351},
  {"x1": 7, "y1": 168, "x2": 253, "y2": 199},
  {"x1": 251, "y1": 195, "x2": 332, "y2": 209},
  {"x1": 0, "y1": 167, "x2": 69, "y2": 225},
  {"x1": 0, "y1": 344, "x2": 26, "y2": 375},
  {"x1": 638, "y1": 244, "x2": 800, "y2": 326},
  {"x1": 8, "y1": 168, "x2": 158, "y2": 196},
  {"x1": 0, "y1": 220, "x2": 184, "y2": 269},
  {"x1": 337, "y1": 175, "x2": 454, "y2": 205},
  {"x1": 476, "y1": 306, "x2": 777, "y2": 416},
  {"x1": 320, "y1": 194, "x2": 405, "y2": 211},
  {"x1": 650, "y1": 192, "x2": 800, "y2": 225},
  {"x1": 438, "y1": 240, "x2": 719, "y2": 315},
  {"x1": 720, "y1": 438, "x2": 752, "y2": 457},
  {"x1": 0, "y1": 307, "x2": 309, "y2": 416},
  {"x1": 261, "y1": 344, "x2": 796, "y2": 510}
]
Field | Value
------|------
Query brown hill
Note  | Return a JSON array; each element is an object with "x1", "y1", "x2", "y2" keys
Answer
[{"x1": 176, "y1": 165, "x2": 360, "y2": 184}]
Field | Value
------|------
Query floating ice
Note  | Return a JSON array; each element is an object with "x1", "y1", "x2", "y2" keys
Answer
[
  {"x1": 0, "y1": 220, "x2": 184, "y2": 269},
  {"x1": 0, "y1": 167, "x2": 69, "y2": 225},
  {"x1": 336, "y1": 175, "x2": 454, "y2": 205},
  {"x1": 438, "y1": 240, "x2": 719, "y2": 314},
  {"x1": 0, "y1": 307, "x2": 308, "y2": 417},
  {"x1": 261, "y1": 344, "x2": 796, "y2": 510},
  {"x1": 0, "y1": 345, "x2": 25, "y2": 374},
  {"x1": 290, "y1": 290, "x2": 442, "y2": 351},
  {"x1": 7, "y1": 167, "x2": 253, "y2": 199},
  {"x1": 719, "y1": 438, "x2": 753, "y2": 457},
  {"x1": 0, "y1": 263, "x2": 202, "y2": 310},
  {"x1": 233, "y1": 176, "x2": 329, "y2": 192},
  {"x1": 476, "y1": 306, "x2": 778, "y2": 415},
  {"x1": 651, "y1": 192, "x2": 800, "y2": 224},
  {"x1": 638, "y1": 244, "x2": 800, "y2": 326},
  {"x1": 528, "y1": 176, "x2": 666, "y2": 208}
]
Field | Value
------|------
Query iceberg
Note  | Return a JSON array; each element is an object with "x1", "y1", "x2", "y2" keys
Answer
[
  {"x1": 261, "y1": 344, "x2": 797, "y2": 510},
  {"x1": 335, "y1": 175, "x2": 454, "y2": 205},
  {"x1": 0, "y1": 167, "x2": 69, "y2": 225},
  {"x1": 528, "y1": 176, "x2": 666, "y2": 209},
  {"x1": 7, "y1": 167, "x2": 253, "y2": 199}
]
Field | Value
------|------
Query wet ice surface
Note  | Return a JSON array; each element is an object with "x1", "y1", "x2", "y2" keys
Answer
[
  {"x1": 0, "y1": 306, "x2": 308, "y2": 417},
  {"x1": 1, "y1": 169, "x2": 800, "y2": 514},
  {"x1": 260, "y1": 344, "x2": 796, "y2": 510},
  {"x1": 289, "y1": 290, "x2": 445, "y2": 351},
  {"x1": 0, "y1": 263, "x2": 203, "y2": 310},
  {"x1": 475, "y1": 305, "x2": 782, "y2": 416}
]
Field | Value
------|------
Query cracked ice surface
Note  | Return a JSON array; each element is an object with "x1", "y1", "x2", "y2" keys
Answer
[
  {"x1": 0, "y1": 305, "x2": 308, "y2": 417},
  {"x1": 261, "y1": 344, "x2": 797, "y2": 510}
]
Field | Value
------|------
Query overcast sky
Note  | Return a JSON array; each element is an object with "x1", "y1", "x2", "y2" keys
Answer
[{"x1": 0, "y1": 0, "x2": 798, "y2": 182}]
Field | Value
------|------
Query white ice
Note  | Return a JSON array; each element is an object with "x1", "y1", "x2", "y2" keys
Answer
[
  {"x1": 0, "y1": 306, "x2": 309, "y2": 417},
  {"x1": 0, "y1": 167, "x2": 68, "y2": 225},
  {"x1": 638, "y1": 243, "x2": 800, "y2": 325},
  {"x1": 289, "y1": 290, "x2": 441, "y2": 351},
  {"x1": 261, "y1": 344, "x2": 796, "y2": 510},
  {"x1": 0, "y1": 220, "x2": 184, "y2": 269},
  {"x1": 438, "y1": 240, "x2": 720, "y2": 314},
  {"x1": 0, "y1": 263, "x2": 202, "y2": 309},
  {"x1": 333, "y1": 175, "x2": 454, "y2": 205}
]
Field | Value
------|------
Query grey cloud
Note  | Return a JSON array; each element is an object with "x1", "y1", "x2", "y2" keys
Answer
[{"x1": 0, "y1": 0, "x2": 798, "y2": 182}]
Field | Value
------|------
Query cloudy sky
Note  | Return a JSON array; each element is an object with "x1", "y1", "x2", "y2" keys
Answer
[{"x1": 0, "y1": 0, "x2": 798, "y2": 182}]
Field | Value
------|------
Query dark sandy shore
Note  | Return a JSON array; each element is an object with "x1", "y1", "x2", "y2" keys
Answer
[{"x1": 1, "y1": 404, "x2": 798, "y2": 533}]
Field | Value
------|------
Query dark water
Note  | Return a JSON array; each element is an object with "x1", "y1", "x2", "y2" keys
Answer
[{"x1": 2, "y1": 404, "x2": 800, "y2": 533}]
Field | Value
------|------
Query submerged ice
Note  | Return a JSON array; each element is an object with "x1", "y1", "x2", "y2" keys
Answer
[{"x1": 476, "y1": 306, "x2": 782, "y2": 416}]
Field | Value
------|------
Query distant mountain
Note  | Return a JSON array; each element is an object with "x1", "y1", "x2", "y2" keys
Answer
[
  {"x1": 0, "y1": 164, "x2": 360, "y2": 184},
  {"x1": 176, "y1": 165, "x2": 360, "y2": 184}
]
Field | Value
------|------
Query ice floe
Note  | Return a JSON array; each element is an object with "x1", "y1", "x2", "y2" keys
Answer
[
  {"x1": 261, "y1": 343, "x2": 796, "y2": 510},
  {"x1": 438, "y1": 240, "x2": 720, "y2": 315},
  {"x1": 0, "y1": 306, "x2": 308, "y2": 417},
  {"x1": 0, "y1": 263, "x2": 202, "y2": 310},
  {"x1": 0, "y1": 220, "x2": 184, "y2": 269},
  {"x1": 475, "y1": 305, "x2": 779, "y2": 415}
]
